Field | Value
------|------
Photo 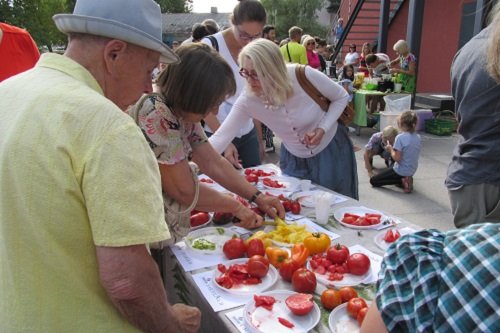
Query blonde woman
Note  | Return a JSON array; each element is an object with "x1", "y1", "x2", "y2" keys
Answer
[
  {"x1": 209, "y1": 39, "x2": 358, "y2": 199},
  {"x1": 390, "y1": 39, "x2": 417, "y2": 92},
  {"x1": 302, "y1": 35, "x2": 323, "y2": 71}
]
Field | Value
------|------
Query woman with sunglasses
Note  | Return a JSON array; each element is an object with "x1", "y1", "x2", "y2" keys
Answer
[
  {"x1": 129, "y1": 44, "x2": 285, "y2": 234},
  {"x1": 209, "y1": 39, "x2": 359, "y2": 199},
  {"x1": 302, "y1": 35, "x2": 325, "y2": 72},
  {"x1": 201, "y1": 0, "x2": 267, "y2": 168}
]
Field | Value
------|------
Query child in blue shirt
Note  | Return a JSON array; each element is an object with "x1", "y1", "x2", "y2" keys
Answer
[{"x1": 370, "y1": 111, "x2": 421, "y2": 193}]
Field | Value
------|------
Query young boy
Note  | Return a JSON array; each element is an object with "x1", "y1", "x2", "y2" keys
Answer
[{"x1": 364, "y1": 125, "x2": 398, "y2": 178}]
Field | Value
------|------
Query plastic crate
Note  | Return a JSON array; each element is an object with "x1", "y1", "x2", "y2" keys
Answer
[{"x1": 424, "y1": 118, "x2": 454, "y2": 136}]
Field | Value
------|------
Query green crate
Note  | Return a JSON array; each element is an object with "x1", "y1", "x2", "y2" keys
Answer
[{"x1": 425, "y1": 118, "x2": 454, "y2": 136}]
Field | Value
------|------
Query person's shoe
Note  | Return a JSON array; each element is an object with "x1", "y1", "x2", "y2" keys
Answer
[{"x1": 402, "y1": 176, "x2": 413, "y2": 193}]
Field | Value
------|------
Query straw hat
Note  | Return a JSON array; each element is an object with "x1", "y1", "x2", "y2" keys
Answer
[{"x1": 53, "y1": 0, "x2": 179, "y2": 64}]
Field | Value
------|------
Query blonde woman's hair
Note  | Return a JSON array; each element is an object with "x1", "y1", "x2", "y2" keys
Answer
[
  {"x1": 393, "y1": 39, "x2": 409, "y2": 54},
  {"x1": 302, "y1": 35, "x2": 315, "y2": 47},
  {"x1": 398, "y1": 110, "x2": 418, "y2": 132},
  {"x1": 238, "y1": 38, "x2": 293, "y2": 106},
  {"x1": 382, "y1": 125, "x2": 398, "y2": 140},
  {"x1": 487, "y1": 8, "x2": 500, "y2": 82}
]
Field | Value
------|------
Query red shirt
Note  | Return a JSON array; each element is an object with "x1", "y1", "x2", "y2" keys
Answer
[{"x1": 0, "y1": 22, "x2": 40, "y2": 82}]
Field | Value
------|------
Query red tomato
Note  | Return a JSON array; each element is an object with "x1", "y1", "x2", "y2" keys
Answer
[
  {"x1": 394, "y1": 229, "x2": 401, "y2": 240},
  {"x1": 244, "y1": 169, "x2": 254, "y2": 175},
  {"x1": 223, "y1": 238, "x2": 246, "y2": 259},
  {"x1": 245, "y1": 174, "x2": 258, "y2": 183},
  {"x1": 357, "y1": 307, "x2": 369, "y2": 326},
  {"x1": 326, "y1": 244, "x2": 350, "y2": 264},
  {"x1": 278, "y1": 317, "x2": 295, "y2": 328},
  {"x1": 320, "y1": 289, "x2": 342, "y2": 310},
  {"x1": 190, "y1": 212, "x2": 210, "y2": 227},
  {"x1": 247, "y1": 239, "x2": 265, "y2": 257},
  {"x1": 282, "y1": 200, "x2": 292, "y2": 212},
  {"x1": 347, "y1": 297, "x2": 368, "y2": 318},
  {"x1": 254, "y1": 295, "x2": 276, "y2": 311},
  {"x1": 279, "y1": 258, "x2": 302, "y2": 282},
  {"x1": 213, "y1": 212, "x2": 233, "y2": 225},
  {"x1": 291, "y1": 268, "x2": 317, "y2": 293},
  {"x1": 346, "y1": 253, "x2": 371, "y2": 275},
  {"x1": 384, "y1": 230, "x2": 395, "y2": 243},
  {"x1": 354, "y1": 217, "x2": 371, "y2": 226},
  {"x1": 366, "y1": 216, "x2": 380, "y2": 225},
  {"x1": 285, "y1": 293, "x2": 314, "y2": 316},
  {"x1": 338, "y1": 286, "x2": 358, "y2": 303},
  {"x1": 342, "y1": 216, "x2": 356, "y2": 224},
  {"x1": 247, "y1": 255, "x2": 269, "y2": 278},
  {"x1": 290, "y1": 201, "x2": 301, "y2": 214}
]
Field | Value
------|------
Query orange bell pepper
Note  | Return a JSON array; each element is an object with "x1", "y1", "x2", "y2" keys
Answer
[
  {"x1": 291, "y1": 243, "x2": 310, "y2": 266},
  {"x1": 303, "y1": 232, "x2": 331, "y2": 255},
  {"x1": 265, "y1": 246, "x2": 289, "y2": 268}
]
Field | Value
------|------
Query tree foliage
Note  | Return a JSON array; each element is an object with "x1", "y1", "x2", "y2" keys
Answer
[
  {"x1": 0, "y1": 0, "x2": 193, "y2": 49},
  {"x1": 261, "y1": 0, "x2": 328, "y2": 41}
]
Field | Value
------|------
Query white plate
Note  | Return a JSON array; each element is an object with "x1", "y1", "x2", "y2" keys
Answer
[
  {"x1": 307, "y1": 260, "x2": 374, "y2": 288},
  {"x1": 244, "y1": 290, "x2": 321, "y2": 333},
  {"x1": 190, "y1": 212, "x2": 213, "y2": 230},
  {"x1": 184, "y1": 227, "x2": 238, "y2": 255},
  {"x1": 291, "y1": 190, "x2": 335, "y2": 208},
  {"x1": 333, "y1": 206, "x2": 385, "y2": 230},
  {"x1": 328, "y1": 302, "x2": 370, "y2": 333},
  {"x1": 212, "y1": 258, "x2": 278, "y2": 295},
  {"x1": 245, "y1": 165, "x2": 281, "y2": 178},
  {"x1": 261, "y1": 176, "x2": 300, "y2": 191},
  {"x1": 373, "y1": 227, "x2": 416, "y2": 251}
]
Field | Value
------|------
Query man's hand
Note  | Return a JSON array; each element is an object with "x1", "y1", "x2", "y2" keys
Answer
[
  {"x1": 172, "y1": 303, "x2": 201, "y2": 333},
  {"x1": 223, "y1": 143, "x2": 242, "y2": 169},
  {"x1": 233, "y1": 204, "x2": 263, "y2": 229}
]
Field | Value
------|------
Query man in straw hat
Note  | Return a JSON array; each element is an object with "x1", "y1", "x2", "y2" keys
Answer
[{"x1": 0, "y1": 0, "x2": 200, "y2": 332}]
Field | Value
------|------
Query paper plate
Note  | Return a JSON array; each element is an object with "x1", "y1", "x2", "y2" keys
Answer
[
  {"x1": 184, "y1": 227, "x2": 237, "y2": 255},
  {"x1": 244, "y1": 290, "x2": 321, "y2": 333},
  {"x1": 307, "y1": 260, "x2": 374, "y2": 288},
  {"x1": 261, "y1": 176, "x2": 300, "y2": 191},
  {"x1": 328, "y1": 302, "x2": 371, "y2": 333},
  {"x1": 333, "y1": 206, "x2": 385, "y2": 230},
  {"x1": 189, "y1": 212, "x2": 213, "y2": 230},
  {"x1": 374, "y1": 227, "x2": 416, "y2": 251},
  {"x1": 212, "y1": 258, "x2": 278, "y2": 296},
  {"x1": 291, "y1": 190, "x2": 335, "y2": 208}
]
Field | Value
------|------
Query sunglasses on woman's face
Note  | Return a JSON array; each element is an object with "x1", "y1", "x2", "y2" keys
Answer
[
  {"x1": 307, "y1": 42, "x2": 316, "y2": 45},
  {"x1": 239, "y1": 68, "x2": 259, "y2": 81}
]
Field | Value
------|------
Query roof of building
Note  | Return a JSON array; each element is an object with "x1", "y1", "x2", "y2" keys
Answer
[{"x1": 162, "y1": 12, "x2": 231, "y2": 34}]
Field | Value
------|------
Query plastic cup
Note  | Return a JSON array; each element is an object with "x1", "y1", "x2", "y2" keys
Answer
[
  {"x1": 300, "y1": 179, "x2": 312, "y2": 191},
  {"x1": 315, "y1": 192, "x2": 333, "y2": 225}
]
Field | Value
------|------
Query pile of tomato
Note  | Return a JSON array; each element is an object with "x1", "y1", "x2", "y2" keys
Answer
[
  {"x1": 215, "y1": 255, "x2": 270, "y2": 289},
  {"x1": 274, "y1": 193, "x2": 301, "y2": 214},
  {"x1": 341, "y1": 212, "x2": 382, "y2": 227},
  {"x1": 320, "y1": 287, "x2": 368, "y2": 326},
  {"x1": 309, "y1": 244, "x2": 371, "y2": 281},
  {"x1": 262, "y1": 177, "x2": 284, "y2": 188},
  {"x1": 244, "y1": 168, "x2": 276, "y2": 183},
  {"x1": 253, "y1": 293, "x2": 315, "y2": 329}
]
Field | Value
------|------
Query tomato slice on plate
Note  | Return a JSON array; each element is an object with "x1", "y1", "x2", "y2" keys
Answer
[
  {"x1": 254, "y1": 295, "x2": 276, "y2": 311},
  {"x1": 285, "y1": 293, "x2": 314, "y2": 316},
  {"x1": 278, "y1": 317, "x2": 295, "y2": 328}
]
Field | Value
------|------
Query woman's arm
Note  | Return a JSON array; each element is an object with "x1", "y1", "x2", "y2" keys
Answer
[
  {"x1": 203, "y1": 113, "x2": 221, "y2": 133},
  {"x1": 360, "y1": 302, "x2": 389, "y2": 333},
  {"x1": 192, "y1": 142, "x2": 285, "y2": 219},
  {"x1": 385, "y1": 144, "x2": 402, "y2": 162},
  {"x1": 305, "y1": 66, "x2": 349, "y2": 132}
]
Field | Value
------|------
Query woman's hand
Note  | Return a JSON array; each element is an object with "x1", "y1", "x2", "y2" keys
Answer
[
  {"x1": 223, "y1": 143, "x2": 242, "y2": 169},
  {"x1": 303, "y1": 128, "x2": 325, "y2": 147},
  {"x1": 233, "y1": 204, "x2": 263, "y2": 229},
  {"x1": 255, "y1": 194, "x2": 286, "y2": 219}
]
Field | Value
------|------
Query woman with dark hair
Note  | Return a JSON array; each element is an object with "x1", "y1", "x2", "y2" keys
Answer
[
  {"x1": 129, "y1": 44, "x2": 284, "y2": 233},
  {"x1": 201, "y1": 0, "x2": 268, "y2": 168}
]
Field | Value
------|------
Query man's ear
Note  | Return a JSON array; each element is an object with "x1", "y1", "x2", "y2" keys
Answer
[{"x1": 103, "y1": 40, "x2": 128, "y2": 72}]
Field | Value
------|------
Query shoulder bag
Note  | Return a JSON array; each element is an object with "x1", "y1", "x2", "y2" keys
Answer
[
  {"x1": 295, "y1": 65, "x2": 354, "y2": 126},
  {"x1": 130, "y1": 93, "x2": 200, "y2": 246}
]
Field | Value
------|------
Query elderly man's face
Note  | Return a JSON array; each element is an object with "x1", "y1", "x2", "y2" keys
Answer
[{"x1": 106, "y1": 43, "x2": 160, "y2": 110}]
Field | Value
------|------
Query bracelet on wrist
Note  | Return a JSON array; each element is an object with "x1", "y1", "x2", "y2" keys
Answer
[{"x1": 248, "y1": 190, "x2": 262, "y2": 204}]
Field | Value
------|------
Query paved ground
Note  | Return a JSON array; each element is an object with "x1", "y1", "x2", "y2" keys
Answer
[{"x1": 262, "y1": 126, "x2": 459, "y2": 232}]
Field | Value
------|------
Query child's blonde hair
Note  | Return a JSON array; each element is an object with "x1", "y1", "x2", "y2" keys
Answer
[
  {"x1": 382, "y1": 125, "x2": 398, "y2": 140},
  {"x1": 398, "y1": 111, "x2": 418, "y2": 132}
]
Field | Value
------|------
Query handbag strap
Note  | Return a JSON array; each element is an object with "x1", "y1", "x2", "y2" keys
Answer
[
  {"x1": 295, "y1": 65, "x2": 330, "y2": 112},
  {"x1": 130, "y1": 93, "x2": 200, "y2": 214}
]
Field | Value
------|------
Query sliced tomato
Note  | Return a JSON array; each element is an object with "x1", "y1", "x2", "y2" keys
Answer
[
  {"x1": 278, "y1": 317, "x2": 295, "y2": 328},
  {"x1": 342, "y1": 216, "x2": 356, "y2": 224},
  {"x1": 215, "y1": 275, "x2": 233, "y2": 289},
  {"x1": 365, "y1": 213, "x2": 382, "y2": 218},
  {"x1": 285, "y1": 293, "x2": 314, "y2": 316},
  {"x1": 254, "y1": 295, "x2": 276, "y2": 311},
  {"x1": 384, "y1": 230, "x2": 395, "y2": 243},
  {"x1": 394, "y1": 230, "x2": 401, "y2": 240},
  {"x1": 344, "y1": 213, "x2": 361, "y2": 219},
  {"x1": 366, "y1": 216, "x2": 381, "y2": 225}
]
